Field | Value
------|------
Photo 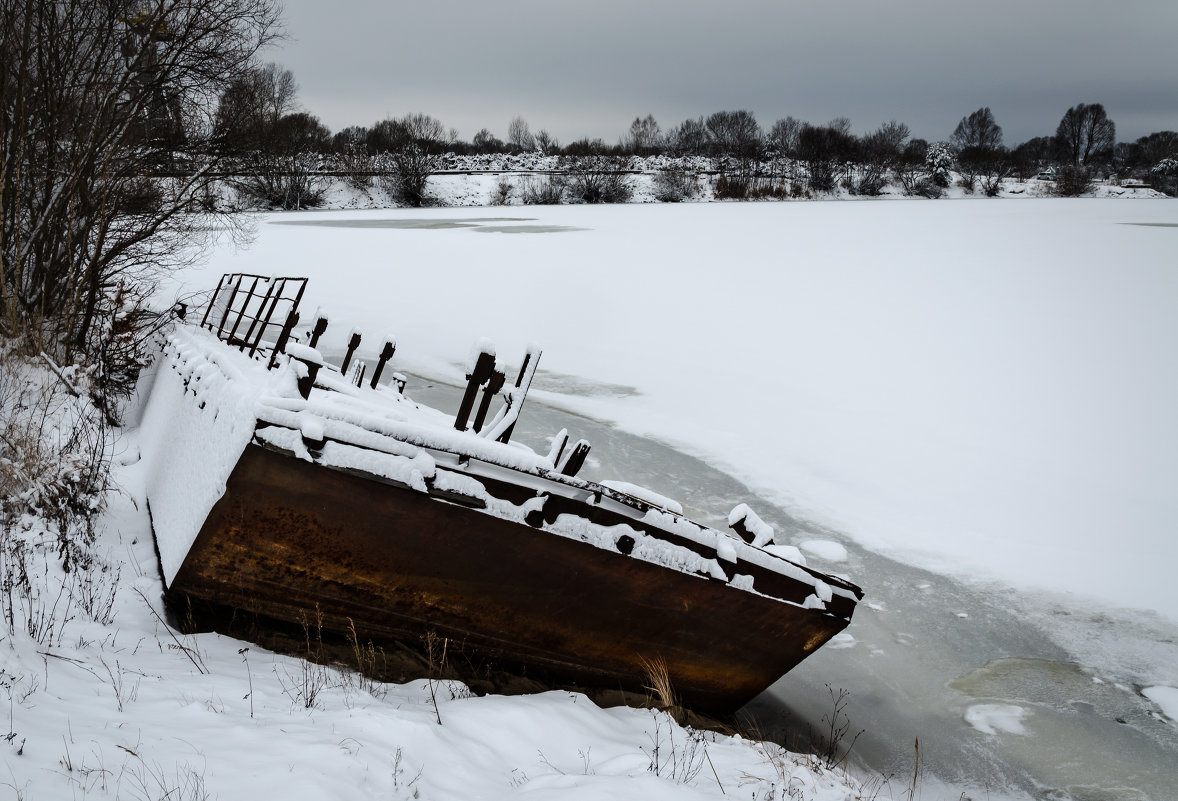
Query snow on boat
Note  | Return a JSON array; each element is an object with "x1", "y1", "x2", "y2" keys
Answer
[{"x1": 138, "y1": 273, "x2": 863, "y2": 713}]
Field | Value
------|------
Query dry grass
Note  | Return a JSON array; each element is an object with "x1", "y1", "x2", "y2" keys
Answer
[{"x1": 639, "y1": 654, "x2": 677, "y2": 710}]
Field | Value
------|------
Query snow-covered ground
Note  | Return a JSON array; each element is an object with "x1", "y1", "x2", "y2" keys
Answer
[
  {"x1": 3, "y1": 372, "x2": 867, "y2": 799},
  {"x1": 8, "y1": 196, "x2": 1174, "y2": 801},
  {"x1": 173, "y1": 198, "x2": 1178, "y2": 624},
  {"x1": 0, "y1": 449, "x2": 866, "y2": 800}
]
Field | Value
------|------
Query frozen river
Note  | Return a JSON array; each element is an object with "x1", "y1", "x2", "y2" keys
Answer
[
  {"x1": 175, "y1": 200, "x2": 1178, "y2": 800},
  {"x1": 394, "y1": 369, "x2": 1178, "y2": 801}
]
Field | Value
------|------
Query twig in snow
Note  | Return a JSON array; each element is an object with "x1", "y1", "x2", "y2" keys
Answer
[
  {"x1": 705, "y1": 747, "x2": 725, "y2": 794},
  {"x1": 38, "y1": 353, "x2": 81, "y2": 397},
  {"x1": 133, "y1": 588, "x2": 207, "y2": 674}
]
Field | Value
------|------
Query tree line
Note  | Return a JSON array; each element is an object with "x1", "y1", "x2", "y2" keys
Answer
[{"x1": 209, "y1": 62, "x2": 1178, "y2": 208}]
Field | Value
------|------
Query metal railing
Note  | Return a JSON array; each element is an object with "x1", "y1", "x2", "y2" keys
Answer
[{"x1": 199, "y1": 273, "x2": 307, "y2": 362}]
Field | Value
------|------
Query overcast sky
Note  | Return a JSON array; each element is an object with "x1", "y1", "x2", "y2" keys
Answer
[{"x1": 273, "y1": 0, "x2": 1178, "y2": 147}]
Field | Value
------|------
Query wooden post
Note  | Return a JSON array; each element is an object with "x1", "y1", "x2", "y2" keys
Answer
[
  {"x1": 370, "y1": 340, "x2": 396, "y2": 389},
  {"x1": 308, "y1": 315, "x2": 329, "y2": 348},
  {"x1": 341, "y1": 331, "x2": 362, "y2": 374},
  {"x1": 472, "y1": 369, "x2": 505, "y2": 433},
  {"x1": 558, "y1": 440, "x2": 592, "y2": 477},
  {"x1": 493, "y1": 344, "x2": 541, "y2": 444},
  {"x1": 269, "y1": 310, "x2": 300, "y2": 369},
  {"x1": 455, "y1": 350, "x2": 496, "y2": 431}
]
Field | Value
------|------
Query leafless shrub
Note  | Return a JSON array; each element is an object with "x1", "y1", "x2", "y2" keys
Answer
[
  {"x1": 70, "y1": 554, "x2": 121, "y2": 626},
  {"x1": 652, "y1": 165, "x2": 700, "y2": 202},
  {"x1": 562, "y1": 156, "x2": 632, "y2": 203},
  {"x1": 274, "y1": 607, "x2": 332, "y2": 709},
  {"x1": 382, "y1": 146, "x2": 442, "y2": 207},
  {"x1": 344, "y1": 618, "x2": 388, "y2": 700},
  {"x1": 234, "y1": 154, "x2": 327, "y2": 209},
  {"x1": 489, "y1": 176, "x2": 514, "y2": 205},
  {"x1": 814, "y1": 684, "x2": 863, "y2": 771},
  {"x1": 123, "y1": 754, "x2": 210, "y2": 801},
  {"x1": 643, "y1": 710, "x2": 709, "y2": 785},
  {"x1": 1054, "y1": 165, "x2": 1094, "y2": 196},
  {"x1": 1, "y1": 347, "x2": 113, "y2": 644},
  {"x1": 519, "y1": 174, "x2": 566, "y2": 205},
  {"x1": 100, "y1": 658, "x2": 141, "y2": 712}
]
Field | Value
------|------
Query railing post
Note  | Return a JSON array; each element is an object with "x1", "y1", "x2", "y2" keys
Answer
[
  {"x1": 340, "y1": 330, "x2": 362, "y2": 374},
  {"x1": 472, "y1": 369, "x2": 505, "y2": 433},
  {"x1": 269, "y1": 310, "x2": 300, "y2": 368},
  {"x1": 455, "y1": 349, "x2": 496, "y2": 431},
  {"x1": 308, "y1": 315, "x2": 329, "y2": 348},
  {"x1": 370, "y1": 339, "x2": 396, "y2": 389}
]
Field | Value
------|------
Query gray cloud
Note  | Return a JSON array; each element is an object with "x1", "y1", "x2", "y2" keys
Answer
[{"x1": 275, "y1": 0, "x2": 1178, "y2": 145}]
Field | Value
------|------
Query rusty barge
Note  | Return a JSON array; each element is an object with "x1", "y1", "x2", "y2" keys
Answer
[{"x1": 139, "y1": 274, "x2": 863, "y2": 714}]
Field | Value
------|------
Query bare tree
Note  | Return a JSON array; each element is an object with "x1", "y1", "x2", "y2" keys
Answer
[
  {"x1": 950, "y1": 107, "x2": 1003, "y2": 152},
  {"x1": 214, "y1": 62, "x2": 298, "y2": 153},
  {"x1": 370, "y1": 113, "x2": 450, "y2": 206},
  {"x1": 767, "y1": 116, "x2": 803, "y2": 156},
  {"x1": 472, "y1": 128, "x2": 504, "y2": 154},
  {"x1": 1055, "y1": 103, "x2": 1116, "y2": 167},
  {"x1": 533, "y1": 129, "x2": 559, "y2": 155},
  {"x1": 828, "y1": 117, "x2": 853, "y2": 137},
  {"x1": 666, "y1": 117, "x2": 709, "y2": 156},
  {"x1": 856, "y1": 121, "x2": 910, "y2": 195},
  {"x1": 506, "y1": 116, "x2": 534, "y2": 153},
  {"x1": 798, "y1": 124, "x2": 856, "y2": 191},
  {"x1": 1, "y1": 0, "x2": 281, "y2": 382},
  {"x1": 950, "y1": 108, "x2": 1004, "y2": 192},
  {"x1": 256, "y1": 62, "x2": 298, "y2": 129},
  {"x1": 625, "y1": 114, "x2": 661, "y2": 155}
]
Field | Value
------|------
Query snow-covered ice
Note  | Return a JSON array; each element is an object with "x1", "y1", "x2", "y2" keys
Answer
[
  {"x1": 799, "y1": 540, "x2": 849, "y2": 563},
  {"x1": 1144, "y1": 685, "x2": 1178, "y2": 725},
  {"x1": 162, "y1": 199, "x2": 1178, "y2": 624},
  {"x1": 964, "y1": 704, "x2": 1030, "y2": 736}
]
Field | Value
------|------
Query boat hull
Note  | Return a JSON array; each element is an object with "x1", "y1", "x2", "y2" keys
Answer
[{"x1": 167, "y1": 442, "x2": 851, "y2": 713}]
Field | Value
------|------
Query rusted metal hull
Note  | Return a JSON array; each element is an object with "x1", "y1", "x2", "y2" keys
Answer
[{"x1": 167, "y1": 442, "x2": 854, "y2": 713}]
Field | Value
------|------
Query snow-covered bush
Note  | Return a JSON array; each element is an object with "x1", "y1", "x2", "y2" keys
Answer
[
  {"x1": 563, "y1": 155, "x2": 633, "y2": 204},
  {"x1": 489, "y1": 175, "x2": 513, "y2": 205},
  {"x1": 1054, "y1": 165, "x2": 1093, "y2": 196},
  {"x1": 925, "y1": 142, "x2": 954, "y2": 188},
  {"x1": 1, "y1": 345, "x2": 115, "y2": 641},
  {"x1": 234, "y1": 154, "x2": 327, "y2": 209},
  {"x1": 1151, "y1": 157, "x2": 1178, "y2": 196},
  {"x1": 380, "y1": 145, "x2": 443, "y2": 207},
  {"x1": 519, "y1": 173, "x2": 566, "y2": 205}
]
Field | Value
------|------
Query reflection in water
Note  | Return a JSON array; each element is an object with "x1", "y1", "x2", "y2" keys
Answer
[{"x1": 270, "y1": 217, "x2": 587, "y2": 234}]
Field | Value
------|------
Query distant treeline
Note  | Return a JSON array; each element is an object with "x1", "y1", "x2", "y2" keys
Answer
[{"x1": 207, "y1": 63, "x2": 1178, "y2": 209}]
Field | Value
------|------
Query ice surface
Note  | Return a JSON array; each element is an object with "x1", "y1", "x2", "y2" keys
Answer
[
  {"x1": 799, "y1": 539, "x2": 849, "y2": 562},
  {"x1": 1144, "y1": 685, "x2": 1178, "y2": 724},
  {"x1": 964, "y1": 704, "x2": 1030, "y2": 736},
  {"x1": 164, "y1": 200, "x2": 1178, "y2": 622}
]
